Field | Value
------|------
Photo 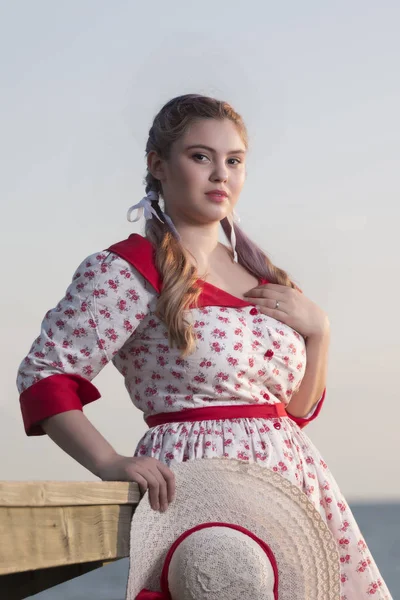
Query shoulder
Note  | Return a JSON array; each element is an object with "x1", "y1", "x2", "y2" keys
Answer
[
  {"x1": 69, "y1": 235, "x2": 159, "y2": 298},
  {"x1": 105, "y1": 233, "x2": 162, "y2": 293},
  {"x1": 71, "y1": 249, "x2": 137, "y2": 283}
]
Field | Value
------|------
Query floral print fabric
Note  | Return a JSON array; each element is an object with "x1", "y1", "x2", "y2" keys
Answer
[{"x1": 17, "y1": 247, "x2": 392, "y2": 598}]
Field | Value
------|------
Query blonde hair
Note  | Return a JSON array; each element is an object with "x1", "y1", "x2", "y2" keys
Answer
[{"x1": 144, "y1": 94, "x2": 299, "y2": 356}]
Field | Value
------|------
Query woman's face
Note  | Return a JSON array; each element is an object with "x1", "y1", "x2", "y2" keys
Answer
[{"x1": 149, "y1": 118, "x2": 247, "y2": 227}]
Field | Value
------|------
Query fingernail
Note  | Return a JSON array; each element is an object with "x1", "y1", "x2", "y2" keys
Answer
[{"x1": 161, "y1": 504, "x2": 168, "y2": 512}]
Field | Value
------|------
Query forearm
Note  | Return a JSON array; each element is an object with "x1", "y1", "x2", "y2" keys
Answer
[
  {"x1": 41, "y1": 410, "x2": 118, "y2": 478},
  {"x1": 286, "y1": 329, "x2": 330, "y2": 418}
]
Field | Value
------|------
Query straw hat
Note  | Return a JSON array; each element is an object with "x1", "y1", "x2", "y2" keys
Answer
[{"x1": 126, "y1": 458, "x2": 341, "y2": 600}]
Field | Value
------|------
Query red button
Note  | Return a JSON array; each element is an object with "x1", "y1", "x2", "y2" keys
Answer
[
  {"x1": 250, "y1": 307, "x2": 258, "y2": 316},
  {"x1": 274, "y1": 422, "x2": 281, "y2": 430}
]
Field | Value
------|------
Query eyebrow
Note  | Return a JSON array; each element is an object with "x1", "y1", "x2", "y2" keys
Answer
[{"x1": 185, "y1": 144, "x2": 246, "y2": 155}]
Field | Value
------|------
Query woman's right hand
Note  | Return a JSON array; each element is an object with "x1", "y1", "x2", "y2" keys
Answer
[{"x1": 98, "y1": 454, "x2": 176, "y2": 512}]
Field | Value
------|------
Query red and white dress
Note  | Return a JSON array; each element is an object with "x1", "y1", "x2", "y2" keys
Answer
[{"x1": 17, "y1": 234, "x2": 392, "y2": 599}]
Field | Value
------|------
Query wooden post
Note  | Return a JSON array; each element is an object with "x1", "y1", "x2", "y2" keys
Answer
[{"x1": 0, "y1": 481, "x2": 140, "y2": 599}]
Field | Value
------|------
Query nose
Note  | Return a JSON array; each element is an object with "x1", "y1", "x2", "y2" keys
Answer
[{"x1": 210, "y1": 161, "x2": 228, "y2": 183}]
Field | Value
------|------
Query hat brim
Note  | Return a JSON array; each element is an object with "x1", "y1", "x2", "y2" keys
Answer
[{"x1": 126, "y1": 458, "x2": 340, "y2": 600}]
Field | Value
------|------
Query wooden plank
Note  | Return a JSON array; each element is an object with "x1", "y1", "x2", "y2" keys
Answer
[
  {"x1": 0, "y1": 481, "x2": 140, "y2": 507},
  {"x1": 0, "y1": 504, "x2": 135, "y2": 575},
  {"x1": 0, "y1": 560, "x2": 119, "y2": 600}
]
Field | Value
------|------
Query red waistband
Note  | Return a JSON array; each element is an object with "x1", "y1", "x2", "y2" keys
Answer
[{"x1": 145, "y1": 403, "x2": 288, "y2": 428}]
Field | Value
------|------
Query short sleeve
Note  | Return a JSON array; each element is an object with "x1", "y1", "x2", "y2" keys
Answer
[
  {"x1": 287, "y1": 388, "x2": 326, "y2": 429},
  {"x1": 16, "y1": 250, "x2": 152, "y2": 435}
]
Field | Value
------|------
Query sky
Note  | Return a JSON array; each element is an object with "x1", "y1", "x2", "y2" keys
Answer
[{"x1": 1, "y1": 0, "x2": 399, "y2": 500}]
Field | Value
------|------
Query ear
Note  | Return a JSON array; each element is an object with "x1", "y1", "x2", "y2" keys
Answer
[{"x1": 147, "y1": 151, "x2": 166, "y2": 183}]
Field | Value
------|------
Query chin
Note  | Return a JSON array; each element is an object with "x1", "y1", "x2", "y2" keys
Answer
[
  {"x1": 205, "y1": 208, "x2": 229, "y2": 223},
  {"x1": 205, "y1": 201, "x2": 230, "y2": 214}
]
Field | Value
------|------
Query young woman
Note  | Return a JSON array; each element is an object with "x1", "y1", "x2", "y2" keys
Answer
[{"x1": 17, "y1": 94, "x2": 392, "y2": 599}]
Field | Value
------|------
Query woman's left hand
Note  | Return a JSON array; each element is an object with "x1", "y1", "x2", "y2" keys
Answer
[{"x1": 243, "y1": 283, "x2": 330, "y2": 339}]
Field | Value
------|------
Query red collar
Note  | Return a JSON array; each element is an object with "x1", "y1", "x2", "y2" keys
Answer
[{"x1": 106, "y1": 234, "x2": 265, "y2": 309}]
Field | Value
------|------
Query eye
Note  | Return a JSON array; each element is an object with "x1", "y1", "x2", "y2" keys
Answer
[
  {"x1": 228, "y1": 158, "x2": 242, "y2": 165},
  {"x1": 193, "y1": 153, "x2": 209, "y2": 162}
]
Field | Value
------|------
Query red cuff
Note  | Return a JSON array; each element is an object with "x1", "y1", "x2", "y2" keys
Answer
[
  {"x1": 19, "y1": 373, "x2": 101, "y2": 436},
  {"x1": 287, "y1": 388, "x2": 326, "y2": 429}
]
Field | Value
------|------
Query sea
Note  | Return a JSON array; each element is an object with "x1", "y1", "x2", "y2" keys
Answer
[{"x1": 31, "y1": 502, "x2": 399, "y2": 599}]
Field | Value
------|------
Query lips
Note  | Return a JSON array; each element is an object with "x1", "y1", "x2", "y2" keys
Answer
[{"x1": 205, "y1": 190, "x2": 228, "y2": 199}]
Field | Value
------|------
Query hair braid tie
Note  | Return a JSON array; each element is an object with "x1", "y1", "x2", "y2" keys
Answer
[{"x1": 127, "y1": 191, "x2": 181, "y2": 240}]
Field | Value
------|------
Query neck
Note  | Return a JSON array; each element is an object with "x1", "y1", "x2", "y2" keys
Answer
[{"x1": 174, "y1": 221, "x2": 224, "y2": 276}]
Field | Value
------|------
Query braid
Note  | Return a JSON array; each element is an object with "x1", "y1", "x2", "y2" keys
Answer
[
  {"x1": 140, "y1": 94, "x2": 301, "y2": 356},
  {"x1": 150, "y1": 199, "x2": 165, "y2": 223}
]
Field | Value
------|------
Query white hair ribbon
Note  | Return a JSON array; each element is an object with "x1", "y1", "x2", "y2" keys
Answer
[
  {"x1": 162, "y1": 213, "x2": 181, "y2": 240},
  {"x1": 233, "y1": 209, "x2": 241, "y2": 224},
  {"x1": 127, "y1": 191, "x2": 181, "y2": 241},
  {"x1": 227, "y1": 212, "x2": 238, "y2": 263},
  {"x1": 127, "y1": 191, "x2": 163, "y2": 223}
]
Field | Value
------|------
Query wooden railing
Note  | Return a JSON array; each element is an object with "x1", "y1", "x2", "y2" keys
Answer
[{"x1": 0, "y1": 481, "x2": 140, "y2": 599}]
